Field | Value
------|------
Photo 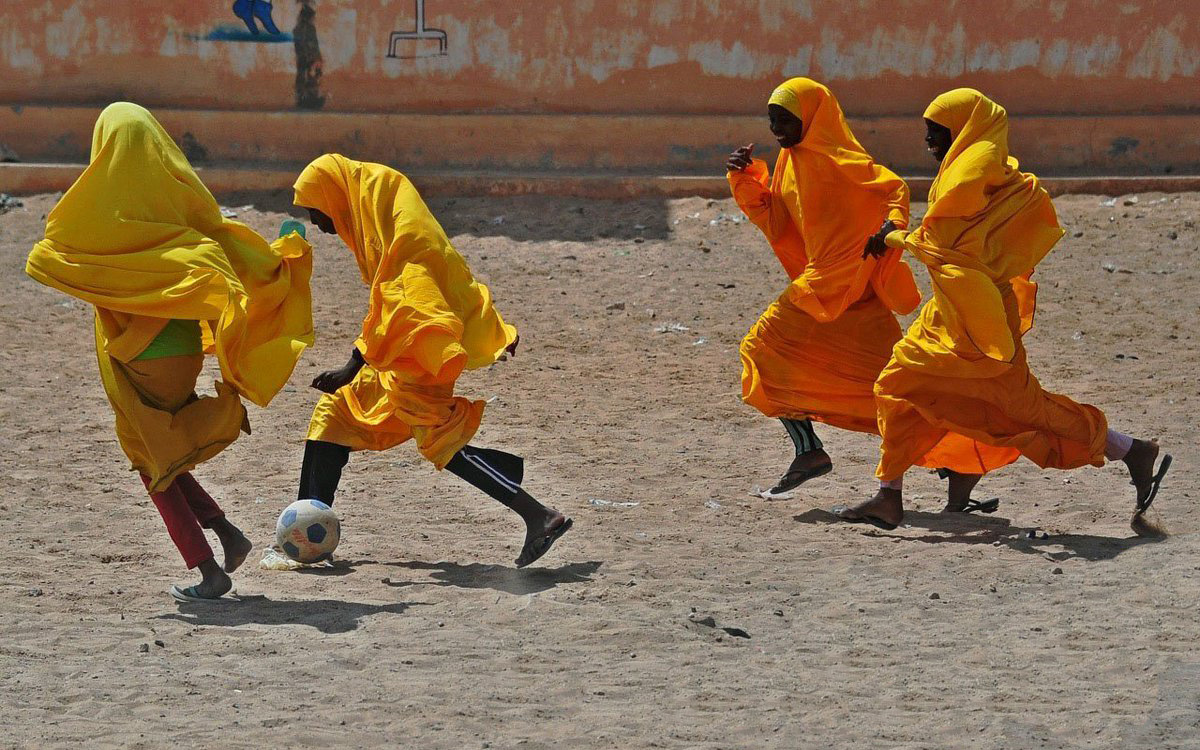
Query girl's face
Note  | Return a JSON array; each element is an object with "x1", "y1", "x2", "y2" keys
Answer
[
  {"x1": 306, "y1": 207, "x2": 337, "y2": 234},
  {"x1": 768, "y1": 104, "x2": 804, "y2": 149},
  {"x1": 925, "y1": 118, "x2": 953, "y2": 162}
]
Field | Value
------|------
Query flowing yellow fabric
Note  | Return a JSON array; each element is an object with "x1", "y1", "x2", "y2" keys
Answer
[
  {"x1": 26, "y1": 102, "x2": 314, "y2": 491},
  {"x1": 99, "y1": 350, "x2": 246, "y2": 488},
  {"x1": 294, "y1": 154, "x2": 517, "y2": 468},
  {"x1": 874, "y1": 88, "x2": 1106, "y2": 479},
  {"x1": 729, "y1": 78, "x2": 920, "y2": 433}
]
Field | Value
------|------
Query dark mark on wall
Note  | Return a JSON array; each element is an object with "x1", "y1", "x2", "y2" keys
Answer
[
  {"x1": 294, "y1": 0, "x2": 325, "y2": 110},
  {"x1": 1109, "y1": 136, "x2": 1140, "y2": 157},
  {"x1": 387, "y1": 0, "x2": 448, "y2": 59}
]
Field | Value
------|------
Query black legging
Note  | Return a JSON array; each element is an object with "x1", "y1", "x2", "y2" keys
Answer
[
  {"x1": 298, "y1": 439, "x2": 526, "y2": 508},
  {"x1": 781, "y1": 418, "x2": 823, "y2": 455}
]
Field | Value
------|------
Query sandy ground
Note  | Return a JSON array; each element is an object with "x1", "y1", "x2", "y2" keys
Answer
[{"x1": 1, "y1": 190, "x2": 1198, "y2": 749}]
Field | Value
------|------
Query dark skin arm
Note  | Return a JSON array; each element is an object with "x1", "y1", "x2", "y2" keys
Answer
[
  {"x1": 862, "y1": 220, "x2": 901, "y2": 259},
  {"x1": 312, "y1": 348, "x2": 365, "y2": 394},
  {"x1": 313, "y1": 334, "x2": 518, "y2": 390}
]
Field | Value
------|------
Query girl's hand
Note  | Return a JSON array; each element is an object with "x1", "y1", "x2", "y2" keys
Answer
[
  {"x1": 726, "y1": 143, "x2": 755, "y2": 172},
  {"x1": 862, "y1": 220, "x2": 898, "y2": 259}
]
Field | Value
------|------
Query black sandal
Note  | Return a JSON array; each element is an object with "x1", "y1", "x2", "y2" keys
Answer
[
  {"x1": 947, "y1": 498, "x2": 1000, "y2": 514},
  {"x1": 1134, "y1": 454, "x2": 1172, "y2": 515},
  {"x1": 515, "y1": 517, "x2": 573, "y2": 568},
  {"x1": 770, "y1": 462, "x2": 833, "y2": 495}
]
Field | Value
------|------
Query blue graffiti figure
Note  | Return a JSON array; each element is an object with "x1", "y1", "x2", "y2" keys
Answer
[{"x1": 232, "y1": 0, "x2": 281, "y2": 35}]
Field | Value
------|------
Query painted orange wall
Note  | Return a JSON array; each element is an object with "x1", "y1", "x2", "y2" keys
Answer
[
  {"x1": 1, "y1": 1, "x2": 1197, "y2": 175},
  {"x1": 3, "y1": 0, "x2": 1197, "y2": 114}
]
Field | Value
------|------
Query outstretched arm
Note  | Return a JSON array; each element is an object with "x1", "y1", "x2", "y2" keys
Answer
[
  {"x1": 727, "y1": 144, "x2": 788, "y2": 241},
  {"x1": 862, "y1": 177, "x2": 911, "y2": 259},
  {"x1": 311, "y1": 347, "x2": 365, "y2": 393}
]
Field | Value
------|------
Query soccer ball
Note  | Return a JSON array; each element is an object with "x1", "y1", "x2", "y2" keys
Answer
[{"x1": 276, "y1": 499, "x2": 340, "y2": 563}]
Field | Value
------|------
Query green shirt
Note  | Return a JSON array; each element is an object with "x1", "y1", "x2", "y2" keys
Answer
[{"x1": 133, "y1": 319, "x2": 203, "y2": 361}]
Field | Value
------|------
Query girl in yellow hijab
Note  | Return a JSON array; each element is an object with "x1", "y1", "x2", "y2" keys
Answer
[
  {"x1": 26, "y1": 102, "x2": 314, "y2": 599},
  {"x1": 292, "y1": 154, "x2": 571, "y2": 568},
  {"x1": 727, "y1": 77, "x2": 920, "y2": 495},
  {"x1": 835, "y1": 89, "x2": 1170, "y2": 530}
]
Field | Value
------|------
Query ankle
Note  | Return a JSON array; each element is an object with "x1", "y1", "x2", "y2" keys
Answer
[{"x1": 210, "y1": 516, "x2": 239, "y2": 536}]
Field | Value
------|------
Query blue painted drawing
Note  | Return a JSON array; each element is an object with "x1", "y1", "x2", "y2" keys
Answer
[
  {"x1": 195, "y1": 0, "x2": 292, "y2": 43},
  {"x1": 232, "y1": 0, "x2": 281, "y2": 35},
  {"x1": 388, "y1": 0, "x2": 448, "y2": 59}
]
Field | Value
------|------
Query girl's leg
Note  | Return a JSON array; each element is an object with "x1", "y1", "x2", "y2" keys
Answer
[
  {"x1": 444, "y1": 444, "x2": 571, "y2": 568},
  {"x1": 298, "y1": 439, "x2": 351, "y2": 505},
  {"x1": 140, "y1": 475, "x2": 231, "y2": 597},
  {"x1": 1106, "y1": 429, "x2": 1171, "y2": 514},
  {"x1": 770, "y1": 418, "x2": 833, "y2": 494},
  {"x1": 173, "y1": 472, "x2": 224, "y2": 525},
  {"x1": 174, "y1": 473, "x2": 253, "y2": 573},
  {"x1": 782, "y1": 418, "x2": 823, "y2": 455}
]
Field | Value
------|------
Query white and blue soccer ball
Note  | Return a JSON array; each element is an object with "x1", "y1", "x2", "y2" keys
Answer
[{"x1": 276, "y1": 499, "x2": 340, "y2": 563}]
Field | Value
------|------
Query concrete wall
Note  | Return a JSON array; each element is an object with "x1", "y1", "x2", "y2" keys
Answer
[{"x1": 1, "y1": 0, "x2": 1198, "y2": 183}]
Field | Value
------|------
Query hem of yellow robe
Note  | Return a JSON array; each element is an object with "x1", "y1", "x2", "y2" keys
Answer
[
  {"x1": 873, "y1": 393, "x2": 1108, "y2": 481},
  {"x1": 306, "y1": 397, "x2": 484, "y2": 470},
  {"x1": 740, "y1": 388, "x2": 882, "y2": 435},
  {"x1": 135, "y1": 433, "x2": 242, "y2": 494},
  {"x1": 739, "y1": 292, "x2": 901, "y2": 438},
  {"x1": 740, "y1": 346, "x2": 885, "y2": 436},
  {"x1": 101, "y1": 371, "x2": 249, "y2": 493}
]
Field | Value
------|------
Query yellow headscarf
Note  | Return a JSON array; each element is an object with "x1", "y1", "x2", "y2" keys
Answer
[
  {"x1": 294, "y1": 154, "x2": 517, "y2": 379},
  {"x1": 893, "y1": 89, "x2": 1064, "y2": 373},
  {"x1": 26, "y1": 102, "x2": 313, "y2": 407},
  {"x1": 761, "y1": 77, "x2": 919, "y2": 320}
]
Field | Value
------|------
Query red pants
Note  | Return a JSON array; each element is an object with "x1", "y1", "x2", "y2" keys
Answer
[{"x1": 140, "y1": 472, "x2": 224, "y2": 569}]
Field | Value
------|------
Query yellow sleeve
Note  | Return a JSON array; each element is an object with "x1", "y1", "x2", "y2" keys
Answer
[{"x1": 884, "y1": 229, "x2": 909, "y2": 249}]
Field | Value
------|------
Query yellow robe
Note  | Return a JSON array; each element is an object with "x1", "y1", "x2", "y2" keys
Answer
[
  {"x1": 729, "y1": 78, "x2": 921, "y2": 434},
  {"x1": 874, "y1": 89, "x2": 1106, "y2": 480},
  {"x1": 26, "y1": 102, "x2": 314, "y2": 492},
  {"x1": 294, "y1": 154, "x2": 517, "y2": 469}
]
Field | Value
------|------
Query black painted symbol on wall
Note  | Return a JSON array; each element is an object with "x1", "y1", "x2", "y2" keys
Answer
[
  {"x1": 294, "y1": 0, "x2": 325, "y2": 110},
  {"x1": 387, "y1": 0, "x2": 448, "y2": 59}
]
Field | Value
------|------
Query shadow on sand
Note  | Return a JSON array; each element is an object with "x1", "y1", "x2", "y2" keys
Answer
[
  {"x1": 238, "y1": 193, "x2": 674, "y2": 242},
  {"x1": 794, "y1": 507, "x2": 1166, "y2": 562},
  {"x1": 157, "y1": 595, "x2": 421, "y2": 634},
  {"x1": 382, "y1": 560, "x2": 604, "y2": 596}
]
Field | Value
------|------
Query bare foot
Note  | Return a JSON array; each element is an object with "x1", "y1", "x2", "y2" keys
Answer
[
  {"x1": 516, "y1": 512, "x2": 573, "y2": 568},
  {"x1": 832, "y1": 488, "x2": 904, "y2": 529},
  {"x1": 770, "y1": 449, "x2": 833, "y2": 494},
  {"x1": 188, "y1": 558, "x2": 233, "y2": 598},
  {"x1": 943, "y1": 470, "x2": 983, "y2": 512},
  {"x1": 211, "y1": 519, "x2": 254, "y2": 574}
]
